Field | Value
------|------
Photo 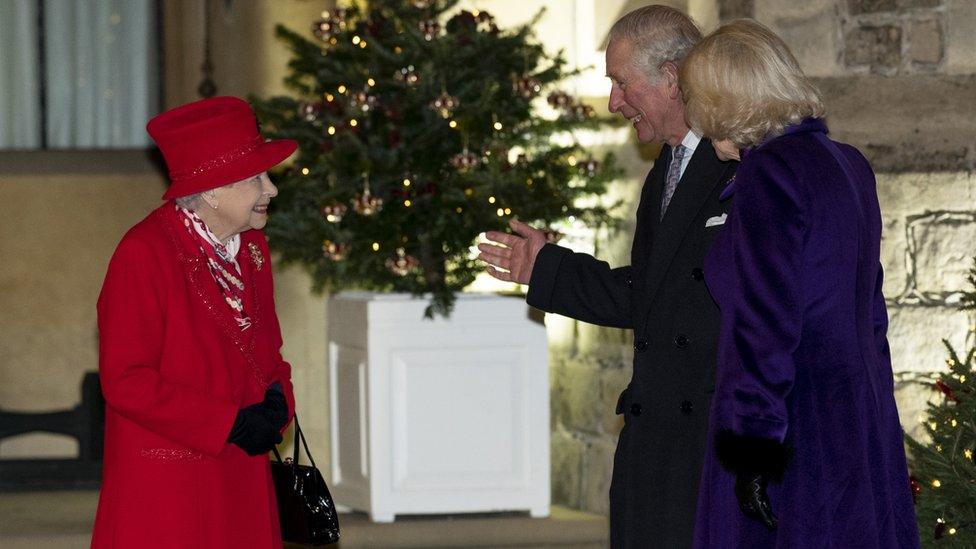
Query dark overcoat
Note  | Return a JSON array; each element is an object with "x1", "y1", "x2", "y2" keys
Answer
[
  {"x1": 527, "y1": 140, "x2": 737, "y2": 548},
  {"x1": 693, "y1": 119, "x2": 919, "y2": 547}
]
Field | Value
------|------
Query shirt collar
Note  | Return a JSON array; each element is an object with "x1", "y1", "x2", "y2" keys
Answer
[{"x1": 680, "y1": 129, "x2": 702, "y2": 154}]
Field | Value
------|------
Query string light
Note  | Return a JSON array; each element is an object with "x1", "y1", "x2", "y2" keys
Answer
[
  {"x1": 449, "y1": 120, "x2": 458, "y2": 128},
  {"x1": 965, "y1": 449, "x2": 973, "y2": 460},
  {"x1": 327, "y1": 126, "x2": 336, "y2": 135},
  {"x1": 951, "y1": 419, "x2": 958, "y2": 427},
  {"x1": 367, "y1": 78, "x2": 376, "y2": 86},
  {"x1": 456, "y1": 207, "x2": 463, "y2": 213},
  {"x1": 352, "y1": 36, "x2": 361, "y2": 45},
  {"x1": 350, "y1": 119, "x2": 359, "y2": 127},
  {"x1": 504, "y1": 208, "x2": 512, "y2": 215},
  {"x1": 404, "y1": 200, "x2": 412, "y2": 207},
  {"x1": 338, "y1": 85, "x2": 347, "y2": 94},
  {"x1": 372, "y1": 242, "x2": 380, "y2": 251},
  {"x1": 949, "y1": 528, "x2": 957, "y2": 535},
  {"x1": 359, "y1": 40, "x2": 367, "y2": 49},
  {"x1": 403, "y1": 178, "x2": 411, "y2": 186},
  {"x1": 301, "y1": 168, "x2": 310, "y2": 175},
  {"x1": 488, "y1": 196, "x2": 496, "y2": 204},
  {"x1": 932, "y1": 479, "x2": 942, "y2": 488},
  {"x1": 493, "y1": 121, "x2": 503, "y2": 130},
  {"x1": 464, "y1": 188, "x2": 473, "y2": 196},
  {"x1": 496, "y1": 208, "x2": 504, "y2": 216},
  {"x1": 325, "y1": 93, "x2": 334, "y2": 102},
  {"x1": 568, "y1": 155, "x2": 577, "y2": 166}
]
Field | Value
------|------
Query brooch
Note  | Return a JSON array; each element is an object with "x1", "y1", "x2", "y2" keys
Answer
[{"x1": 248, "y1": 242, "x2": 265, "y2": 271}]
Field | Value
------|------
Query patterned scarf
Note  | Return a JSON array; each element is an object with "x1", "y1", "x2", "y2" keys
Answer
[{"x1": 177, "y1": 205, "x2": 252, "y2": 330}]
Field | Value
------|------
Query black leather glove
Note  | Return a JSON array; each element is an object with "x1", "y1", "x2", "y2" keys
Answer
[
  {"x1": 246, "y1": 381, "x2": 288, "y2": 431},
  {"x1": 734, "y1": 472, "x2": 777, "y2": 531},
  {"x1": 715, "y1": 430, "x2": 791, "y2": 532},
  {"x1": 228, "y1": 407, "x2": 283, "y2": 456}
]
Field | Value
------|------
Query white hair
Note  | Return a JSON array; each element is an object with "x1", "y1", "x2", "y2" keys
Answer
[{"x1": 608, "y1": 5, "x2": 703, "y2": 83}]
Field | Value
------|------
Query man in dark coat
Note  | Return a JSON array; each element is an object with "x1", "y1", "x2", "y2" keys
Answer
[{"x1": 478, "y1": 6, "x2": 737, "y2": 548}]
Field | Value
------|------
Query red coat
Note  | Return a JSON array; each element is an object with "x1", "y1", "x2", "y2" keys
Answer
[{"x1": 91, "y1": 203, "x2": 295, "y2": 548}]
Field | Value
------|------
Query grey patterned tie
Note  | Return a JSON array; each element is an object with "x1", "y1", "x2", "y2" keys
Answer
[{"x1": 660, "y1": 145, "x2": 687, "y2": 220}]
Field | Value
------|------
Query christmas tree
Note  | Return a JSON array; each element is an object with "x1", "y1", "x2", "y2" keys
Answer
[
  {"x1": 252, "y1": 0, "x2": 620, "y2": 317},
  {"x1": 906, "y1": 258, "x2": 976, "y2": 546}
]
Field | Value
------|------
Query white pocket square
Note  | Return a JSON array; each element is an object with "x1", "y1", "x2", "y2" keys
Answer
[{"x1": 705, "y1": 213, "x2": 727, "y2": 227}]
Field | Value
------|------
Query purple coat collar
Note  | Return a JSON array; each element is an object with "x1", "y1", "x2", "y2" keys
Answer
[{"x1": 719, "y1": 118, "x2": 828, "y2": 200}]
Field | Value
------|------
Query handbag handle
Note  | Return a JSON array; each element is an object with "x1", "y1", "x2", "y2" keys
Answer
[{"x1": 271, "y1": 412, "x2": 318, "y2": 471}]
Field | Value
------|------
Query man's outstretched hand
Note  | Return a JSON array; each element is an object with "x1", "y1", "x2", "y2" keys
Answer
[{"x1": 478, "y1": 220, "x2": 548, "y2": 285}]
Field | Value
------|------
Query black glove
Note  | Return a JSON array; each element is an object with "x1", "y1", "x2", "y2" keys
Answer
[
  {"x1": 246, "y1": 381, "x2": 288, "y2": 430},
  {"x1": 228, "y1": 407, "x2": 283, "y2": 456},
  {"x1": 715, "y1": 430, "x2": 791, "y2": 532},
  {"x1": 734, "y1": 472, "x2": 777, "y2": 531}
]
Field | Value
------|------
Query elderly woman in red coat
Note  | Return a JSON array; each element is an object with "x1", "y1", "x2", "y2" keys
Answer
[{"x1": 91, "y1": 96, "x2": 298, "y2": 548}]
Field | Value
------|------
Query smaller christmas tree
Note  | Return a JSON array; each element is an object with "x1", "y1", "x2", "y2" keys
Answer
[{"x1": 906, "y1": 258, "x2": 976, "y2": 546}]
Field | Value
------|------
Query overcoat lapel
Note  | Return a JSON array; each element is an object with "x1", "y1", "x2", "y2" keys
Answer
[
  {"x1": 160, "y1": 207, "x2": 267, "y2": 384},
  {"x1": 642, "y1": 141, "x2": 731, "y2": 308}
]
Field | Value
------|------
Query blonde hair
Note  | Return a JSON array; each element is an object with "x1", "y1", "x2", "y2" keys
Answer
[
  {"x1": 608, "y1": 5, "x2": 702, "y2": 83},
  {"x1": 680, "y1": 19, "x2": 824, "y2": 148}
]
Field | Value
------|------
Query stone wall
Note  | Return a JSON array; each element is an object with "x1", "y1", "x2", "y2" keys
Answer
[{"x1": 546, "y1": 0, "x2": 976, "y2": 516}]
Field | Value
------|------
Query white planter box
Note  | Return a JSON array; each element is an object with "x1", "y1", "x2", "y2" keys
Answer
[{"x1": 327, "y1": 292, "x2": 551, "y2": 523}]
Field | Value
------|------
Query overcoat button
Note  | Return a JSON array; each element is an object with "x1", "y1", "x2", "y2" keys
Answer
[
  {"x1": 630, "y1": 403, "x2": 643, "y2": 416},
  {"x1": 691, "y1": 268, "x2": 704, "y2": 281},
  {"x1": 634, "y1": 339, "x2": 648, "y2": 352},
  {"x1": 674, "y1": 334, "x2": 689, "y2": 348},
  {"x1": 681, "y1": 400, "x2": 693, "y2": 414}
]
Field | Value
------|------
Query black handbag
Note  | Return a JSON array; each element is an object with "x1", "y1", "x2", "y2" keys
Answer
[{"x1": 271, "y1": 414, "x2": 340, "y2": 545}]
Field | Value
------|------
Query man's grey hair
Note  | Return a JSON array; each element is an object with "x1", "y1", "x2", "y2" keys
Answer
[
  {"x1": 174, "y1": 192, "x2": 203, "y2": 211},
  {"x1": 608, "y1": 5, "x2": 702, "y2": 82}
]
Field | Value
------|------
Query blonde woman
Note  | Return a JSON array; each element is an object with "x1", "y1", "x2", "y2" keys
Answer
[{"x1": 680, "y1": 20, "x2": 919, "y2": 547}]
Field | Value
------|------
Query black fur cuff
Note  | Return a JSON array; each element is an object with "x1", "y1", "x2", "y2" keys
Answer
[{"x1": 715, "y1": 430, "x2": 792, "y2": 480}]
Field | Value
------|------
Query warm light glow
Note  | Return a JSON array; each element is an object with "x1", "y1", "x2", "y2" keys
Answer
[
  {"x1": 394, "y1": 46, "x2": 402, "y2": 54},
  {"x1": 349, "y1": 119, "x2": 358, "y2": 127},
  {"x1": 325, "y1": 93, "x2": 334, "y2": 102},
  {"x1": 403, "y1": 178, "x2": 411, "y2": 186},
  {"x1": 488, "y1": 196, "x2": 496, "y2": 204},
  {"x1": 449, "y1": 120, "x2": 458, "y2": 128},
  {"x1": 367, "y1": 78, "x2": 376, "y2": 87},
  {"x1": 568, "y1": 155, "x2": 578, "y2": 166},
  {"x1": 372, "y1": 242, "x2": 380, "y2": 251},
  {"x1": 493, "y1": 122, "x2": 503, "y2": 130},
  {"x1": 352, "y1": 36, "x2": 361, "y2": 44},
  {"x1": 301, "y1": 168, "x2": 310, "y2": 175},
  {"x1": 326, "y1": 215, "x2": 338, "y2": 222},
  {"x1": 404, "y1": 200, "x2": 412, "y2": 207},
  {"x1": 329, "y1": 37, "x2": 337, "y2": 45},
  {"x1": 327, "y1": 126, "x2": 336, "y2": 135},
  {"x1": 504, "y1": 208, "x2": 512, "y2": 215},
  {"x1": 949, "y1": 528, "x2": 957, "y2": 535},
  {"x1": 359, "y1": 41, "x2": 367, "y2": 49},
  {"x1": 932, "y1": 479, "x2": 942, "y2": 488},
  {"x1": 337, "y1": 85, "x2": 347, "y2": 94},
  {"x1": 456, "y1": 207, "x2": 463, "y2": 213},
  {"x1": 952, "y1": 419, "x2": 958, "y2": 427},
  {"x1": 464, "y1": 188, "x2": 473, "y2": 196},
  {"x1": 496, "y1": 208, "x2": 504, "y2": 216},
  {"x1": 966, "y1": 449, "x2": 974, "y2": 459}
]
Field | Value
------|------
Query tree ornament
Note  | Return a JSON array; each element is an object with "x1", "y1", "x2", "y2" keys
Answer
[
  {"x1": 321, "y1": 240, "x2": 347, "y2": 261},
  {"x1": 386, "y1": 248, "x2": 420, "y2": 276},
  {"x1": 352, "y1": 177, "x2": 383, "y2": 215},
  {"x1": 419, "y1": 20, "x2": 440, "y2": 41},
  {"x1": 429, "y1": 91, "x2": 459, "y2": 119},
  {"x1": 547, "y1": 91, "x2": 573, "y2": 108},
  {"x1": 513, "y1": 76, "x2": 542, "y2": 99},
  {"x1": 298, "y1": 101, "x2": 322, "y2": 122},
  {"x1": 909, "y1": 475, "x2": 921, "y2": 503},
  {"x1": 311, "y1": 9, "x2": 347, "y2": 41},
  {"x1": 579, "y1": 157, "x2": 601, "y2": 177},
  {"x1": 320, "y1": 202, "x2": 348, "y2": 223},
  {"x1": 450, "y1": 149, "x2": 480, "y2": 173},
  {"x1": 936, "y1": 380, "x2": 959, "y2": 403},
  {"x1": 515, "y1": 153, "x2": 530, "y2": 168},
  {"x1": 350, "y1": 91, "x2": 378, "y2": 112},
  {"x1": 935, "y1": 518, "x2": 947, "y2": 540},
  {"x1": 395, "y1": 65, "x2": 420, "y2": 86}
]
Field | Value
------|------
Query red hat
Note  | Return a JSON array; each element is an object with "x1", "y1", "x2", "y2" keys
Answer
[{"x1": 147, "y1": 96, "x2": 298, "y2": 200}]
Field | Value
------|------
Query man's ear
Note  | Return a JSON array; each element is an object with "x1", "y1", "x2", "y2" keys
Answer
[{"x1": 660, "y1": 61, "x2": 681, "y2": 100}]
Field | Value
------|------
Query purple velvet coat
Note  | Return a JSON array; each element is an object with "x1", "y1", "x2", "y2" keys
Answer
[{"x1": 693, "y1": 119, "x2": 919, "y2": 548}]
